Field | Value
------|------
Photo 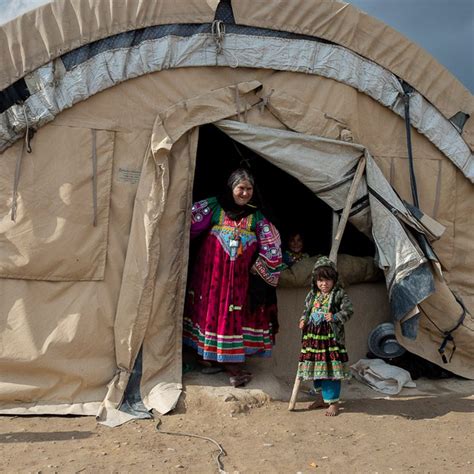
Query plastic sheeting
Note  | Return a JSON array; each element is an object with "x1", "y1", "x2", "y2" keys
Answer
[
  {"x1": 1, "y1": 30, "x2": 471, "y2": 181},
  {"x1": 351, "y1": 358, "x2": 416, "y2": 395},
  {"x1": 1, "y1": 0, "x2": 472, "y2": 143}
]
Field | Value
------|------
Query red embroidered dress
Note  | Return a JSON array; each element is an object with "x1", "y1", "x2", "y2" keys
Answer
[{"x1": 183, "y1": 197, "x2": 282, "y2": 363}]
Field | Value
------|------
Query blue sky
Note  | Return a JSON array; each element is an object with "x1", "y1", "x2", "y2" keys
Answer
[{"x1": 0, "y1": 0, "x2": 472, "y2": 92}]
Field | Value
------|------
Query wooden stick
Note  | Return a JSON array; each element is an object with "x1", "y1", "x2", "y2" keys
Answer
[
  {"x1": 331, "y1": 211, "x2": 339, "y2": 245},
  {"x1": 329, "y1": 157, "x2": 366, "y2": 264},
  {"x1": 288, "y1": 373, "x2": 301, "y2": 411}
]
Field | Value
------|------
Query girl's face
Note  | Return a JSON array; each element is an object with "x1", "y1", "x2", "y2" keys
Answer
[
  {"x1": 316, "y1": 278, "x2": 334, "y2": 294},
  {"x1": 288, "y1": 234, "x2": 303, "y2": 253},
  {"x1": 232, "y1": 179, "x2": 253, "y2": 206}
]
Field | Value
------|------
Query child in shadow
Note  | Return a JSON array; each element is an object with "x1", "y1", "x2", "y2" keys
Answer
[{"x1": 282, "y1": 231, "x2": 309, "y2": 269}]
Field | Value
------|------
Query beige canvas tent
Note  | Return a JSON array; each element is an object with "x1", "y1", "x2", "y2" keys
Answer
[{"x1": 0, "y1": 0, "x2": 472, "y2": 426}]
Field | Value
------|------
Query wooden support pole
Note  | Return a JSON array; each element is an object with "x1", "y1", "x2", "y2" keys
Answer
[
  {"x1": 329, "y1": 157, "x2": 366, "y2": 264},
  {"x1": 288, "y1": 373, "x2": 301, "y2": 411},
  {"x1": 331, "y1": 211, "x2": 340, "y2": 248}
]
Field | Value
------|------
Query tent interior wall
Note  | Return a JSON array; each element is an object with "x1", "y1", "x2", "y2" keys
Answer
[{"x1": 0, "y1": 0, "x2": 473, "y2": 422}]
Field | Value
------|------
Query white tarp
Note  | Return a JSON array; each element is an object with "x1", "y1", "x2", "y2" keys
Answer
[
  {"x1": 351, "y1": 358, "x2": 416, "y2": 395},
  {"x1": 1, "y1": 33, "x2": 471, "y2": 181}
]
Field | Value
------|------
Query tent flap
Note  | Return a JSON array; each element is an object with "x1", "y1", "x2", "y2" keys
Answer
[{"x1": 215, "y1": 120, "x2": 434, "y2": 326}]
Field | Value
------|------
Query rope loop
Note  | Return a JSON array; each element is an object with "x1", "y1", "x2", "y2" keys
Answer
[
  {"x1": 211, "y1": 20, "x2": 225, "y2": 55},
  {"x1": 21, "y1": 103, "x2": 34, "y2": 153},
  {"x1": 259, "y1": 89, "x2": 274, "y2": 112}
]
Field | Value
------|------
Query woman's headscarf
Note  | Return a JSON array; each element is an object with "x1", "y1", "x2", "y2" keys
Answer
[{"x1": 218, "y1": 168, "x2": 257, "y2": 220}]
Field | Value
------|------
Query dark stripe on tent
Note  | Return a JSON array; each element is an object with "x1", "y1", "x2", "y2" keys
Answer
[
  {"x1": 60, "y1": 23, "x2": 335, "y2": 71},
  {"x1": 317, "y1": 173, "x2": 355, "y2": 194},
  {"x1": 0, "y1": 78, "x2": 30, "y2": 114},
  {"x1": 215, "y1": 0, "x2": 235, "y2": 23},
  {"x1": 367, "y1": 186, "x2": 399, "y2": 215},
  {"x1": 335, "y1": 195, "x2": 370, "y2": 217}
]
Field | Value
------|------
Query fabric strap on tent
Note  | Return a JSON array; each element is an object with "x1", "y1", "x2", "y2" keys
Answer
[
  {"x1": 9, "y1": 103, "x2": 35, "y2": 222},
  {"x1": 10, "y1": 141, "x2": 24, "y2": 222},
  {"x1": 401, "y1": 81, "x2": 420, "y2": 208},
  {"x1": 91, "y1": 129, "x2": 98, "y2": 227}
]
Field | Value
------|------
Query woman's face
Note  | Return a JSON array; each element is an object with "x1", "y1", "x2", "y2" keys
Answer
[{"x1": 232, "y1": 179, "x2": 253, "y2": 206}]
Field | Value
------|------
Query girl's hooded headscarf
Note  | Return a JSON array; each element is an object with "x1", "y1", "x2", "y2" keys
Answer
[
  {"x1": 218, "y1": 168, "x2": 257, "y2": 220},
  {"x1": 310, "y1": 256, "x2": 341, "y2": 293}
]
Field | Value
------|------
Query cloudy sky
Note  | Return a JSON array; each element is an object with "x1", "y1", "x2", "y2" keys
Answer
[
  {"x1": 0, "y1": 0, "x2": 472, "y2": 92},
  {"x1": 347, "y1": 0, "x2": 474, "y2": 92}
]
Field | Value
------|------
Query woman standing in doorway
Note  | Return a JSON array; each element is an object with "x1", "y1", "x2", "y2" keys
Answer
[{"x1": 183, "y1": 169, "x2": 282, "y2": 387}]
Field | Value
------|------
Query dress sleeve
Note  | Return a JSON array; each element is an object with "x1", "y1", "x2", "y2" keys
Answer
[
  {"x1": 253, "y1": 218, "x2": 282, "y2": 287},
  {"x1": 299, "y1": 291, "x2": 314, "y2": 324},
  {"x1": 190, "y1": 198, "x2": 217, "y2": 239},
  {"x1": 332, "y1": 289, "x2": 354, "y2": 324}
]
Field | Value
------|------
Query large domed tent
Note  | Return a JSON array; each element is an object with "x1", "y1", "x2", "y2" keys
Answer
[{"x1": 0, "y1": 0, "x2": 472, "y2": 425}]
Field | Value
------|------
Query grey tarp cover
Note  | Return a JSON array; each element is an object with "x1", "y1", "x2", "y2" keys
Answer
[{"x1": 215, "y1": 120, "x2": 435, "y2": 324}]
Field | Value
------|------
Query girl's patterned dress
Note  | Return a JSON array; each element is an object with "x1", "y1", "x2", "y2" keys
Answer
[
  {"x1": 282, "y1": 250, "x2": 309, "y2": 268},
  {"x1": 183, "y1": 197, "x2": 282, "y2": 363},
  {"x1": 297, "y1": 289, "x2": 351, "y2": 380}
]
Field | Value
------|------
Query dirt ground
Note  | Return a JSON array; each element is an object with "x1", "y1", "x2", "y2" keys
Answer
[{"x1": 0, "y1": 374, "x2": 473, "y2": 474}]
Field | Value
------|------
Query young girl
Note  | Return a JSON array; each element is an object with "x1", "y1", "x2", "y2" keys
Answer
[{"x1": 298, "y1": 256, "x2": 353, "y2": 416}]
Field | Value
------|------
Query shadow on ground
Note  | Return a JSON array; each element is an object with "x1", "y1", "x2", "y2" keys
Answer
[
  {"x1": 0, "y1": 430, "x2": 94, "y2": 443},
  {"x1": 341, "y1": 394, "x2": 474, "y2": 420}
]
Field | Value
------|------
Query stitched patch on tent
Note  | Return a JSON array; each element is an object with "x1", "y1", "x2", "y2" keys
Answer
[{"x1": 118, "y1": 168, "x2": 141, "y2": 184}]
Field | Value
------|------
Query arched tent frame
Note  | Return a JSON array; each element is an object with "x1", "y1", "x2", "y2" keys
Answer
[
  {"x1": 1, "y1": 0, "x2": 472, "y2": 139},
  {"x1": 0, "y1": 0, "x2": 473, "y2": 424}
]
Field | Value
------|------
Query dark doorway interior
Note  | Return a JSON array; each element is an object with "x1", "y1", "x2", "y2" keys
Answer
[{"x1": 193, "y1": 124, "x2": 374, "y2": 257}]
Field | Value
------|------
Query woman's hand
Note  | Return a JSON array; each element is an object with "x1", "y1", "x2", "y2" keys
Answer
[
  {"x1": 324, "y1": 312, "x2": 333, "y2": 322},
  {"x1": 299, "y1": 320, "x2": 305, "y2": 330}
]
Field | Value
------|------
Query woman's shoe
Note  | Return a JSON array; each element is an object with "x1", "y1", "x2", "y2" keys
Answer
[{"x1": 229, "y1": 374, "x2": 252, "y2": 387}]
